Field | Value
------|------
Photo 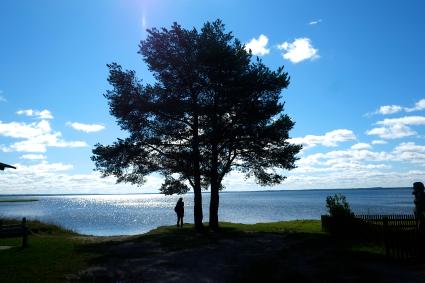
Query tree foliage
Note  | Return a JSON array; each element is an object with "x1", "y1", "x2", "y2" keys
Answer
[{"x1": 92, "y1": 20, "x2": 301, "y2": 230}]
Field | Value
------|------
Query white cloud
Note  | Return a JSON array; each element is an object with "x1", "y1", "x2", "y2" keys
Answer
[
  {"x1": 20, "y1": 154, "x2": 47, "y2": 160},
  {"x1": 17, "y1": 109, "x2": 53, "y2": 119},
  {"x1": 377, "y1": 105, "x2": 403, "y2": 115},
  {"x1": 393, "y1": 142, "x2": 425, "y2": 164},
  {"x1": 309, "y1": 19, "x2": 322, "y2": 25},
  {"x1": 0, "y1": 120, "x2": 52, "y2": 139},
  {"x1": 283, "y1": 169, "x2": 424, "y2": 190},
  {"x1": 351, "y1": 143, "x2": 372, "y2": 150},
  {"x1": 405, "y1": 99, "x2": 425, "y2": 112},
  {"x1": 67, "y1": 122, "x2": 105, "y2": 133},
  {"x1": 371, "y1": 140, "x2": 387, "y2": 145},
  {"x1": 289, "y1": 129, "x2": 356, "y2": 150},
  {"x1": 324, "y1": 149, "x2": 392, "y2": 162},
  {"x1": 277, "y1": 38, "x2": 319, "y2": 63},
  {"x1": 0, "y1": 119, "x2": 87, "y2": 153},
  {"x1": 366, "y1": 116, "x2": 425, "y2": 139},
  {"x1": 245, "y1": 34, "x2": 270, "y2": 56},
  {"x1": 394, "y1": 142, "x2": 425, "y2": 153},
  {"x1": 377, "y1": 116, "x2": 425, "y2": 126},
  {"x1": 224, "y1": 139, "x2": 425, "y2": 191},
  {"x1": 366, "y1": 125, "x2": 416, "y2": 139},
  {"x1": 368, "y1": 98, "x2": 425, "y2": 117}
]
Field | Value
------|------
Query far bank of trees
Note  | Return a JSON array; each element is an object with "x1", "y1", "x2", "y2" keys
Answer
[{"x1": 92, "y1": 20, "x2": 301, "y2": 231}]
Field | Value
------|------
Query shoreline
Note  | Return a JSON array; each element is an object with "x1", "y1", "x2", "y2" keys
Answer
[{"x1": 0, "y1": 199, "x2": 38, "y2": 203}]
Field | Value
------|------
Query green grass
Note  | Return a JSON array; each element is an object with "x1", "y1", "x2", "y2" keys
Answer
[
  {"x1": 218, "y1": 220, "x2": 323, "y2": 233},
  {"x1": 0, "y1": 237, "x2": 93, "y2": 282},
  {"x1": 147, "y1": 220, "x2": 322, "y2": 235},
  {"x1": 0, "y1": 219, "x2": 95, "y2": 283},
  {"x1": 0, "y1": 219, "x2": 386, "y2": 282},
  {"x1": 138, "y1": 220, "x2": 322, "y2": 251},
  {"x1": 0, "y1": 199, "x2": 38, "y2": 203}
]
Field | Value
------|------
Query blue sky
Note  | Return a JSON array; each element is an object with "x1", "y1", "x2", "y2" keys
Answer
[{"x1": 1, "y1": 0, "x2": 425, "y2": 194}]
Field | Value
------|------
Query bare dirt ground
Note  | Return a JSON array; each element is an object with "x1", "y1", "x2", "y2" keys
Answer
[{"x1": 70, "y1": 232, "x2": 425, "y2": 283}]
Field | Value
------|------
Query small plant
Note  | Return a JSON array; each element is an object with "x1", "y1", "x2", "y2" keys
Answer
[{"x1": 326, "y1": 194, "x2": 354, "y2": 219}]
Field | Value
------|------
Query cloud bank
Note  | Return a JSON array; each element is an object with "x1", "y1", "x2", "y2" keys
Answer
[
  {"x1": 289, "y1": 129, "x2": 356, "y2": 150},
  {"x1": 0, "y1": 110, "x2": 87, "y2": 153}
]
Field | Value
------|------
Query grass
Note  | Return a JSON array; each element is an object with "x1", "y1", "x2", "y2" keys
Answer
[
  {"x1": 218, "y1": 220, "x2": 323, "y2": 233},
  {"x1": 0, "y1": 199, "x2": 38, "y2": 203},
  {"x1": 147, "y1": 220, "x2": 322, "y2": 235},
  {"x1": 0, "y1": 219, "x2": 95, "y2": 283},
  {"x1": 139, "y1": 220, "x2": 322, "y2": 251},
  {"x1": 0, "y1": 219, "x2": 387, "y2": 282}
]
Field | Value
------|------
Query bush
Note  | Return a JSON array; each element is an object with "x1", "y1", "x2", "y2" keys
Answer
[
  {"x1": 324, "y1": 194, "x2": 357, "y2": 237},
  {"x1": 326, "y1": 194, "x2": 354, "y2": 219}
]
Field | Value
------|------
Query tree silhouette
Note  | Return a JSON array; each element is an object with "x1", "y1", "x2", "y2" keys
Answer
[
  {"x1": 0, "y1": 162, "x2": 16, "y2": 171},
  {"x1": 92, "y1": 20, "x2": 301, "y2": 231},
  {"x1": 92, "y1": 23, "x2": 206, "y2": 230},
  {"x1": 196, "y1": 21, "x2": 301, "y2": 229}
]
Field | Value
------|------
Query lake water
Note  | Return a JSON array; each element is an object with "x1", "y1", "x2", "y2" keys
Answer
[{"x1": 0, "y1": 188, "x2": 414, "y2": 236}]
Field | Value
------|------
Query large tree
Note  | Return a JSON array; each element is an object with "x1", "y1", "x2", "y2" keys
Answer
[
  {"x1": 196, "y1": 21, "x2": 301, "y2": 229},
  {"x1": 92, "y1": 24, "x2": 206, "y2": 230},
  {"x1": 92, "y1": 20, "x2": 301, "y2": 231}
]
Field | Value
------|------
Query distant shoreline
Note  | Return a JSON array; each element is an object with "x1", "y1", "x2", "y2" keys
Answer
[
  {"x1": 0, "y1": 199, "x2": 38, "y2": 203},
  {"x1": 0, "y1": 187, "x2": 410, "y2": 197}
]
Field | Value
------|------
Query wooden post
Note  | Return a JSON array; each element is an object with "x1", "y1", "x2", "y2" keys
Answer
[{"x1": 22, "y1": 217, "x2": 28, "y2": 248}]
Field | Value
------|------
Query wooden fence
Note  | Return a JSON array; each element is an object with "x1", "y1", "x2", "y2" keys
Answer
[{"x1": 321, "y1": 214, "x2": 423, "y2": 261}]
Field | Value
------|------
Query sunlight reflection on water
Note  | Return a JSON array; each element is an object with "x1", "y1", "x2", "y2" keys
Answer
[{"x1": 0, "y1": 188, "x2": 414, "y2": 236}]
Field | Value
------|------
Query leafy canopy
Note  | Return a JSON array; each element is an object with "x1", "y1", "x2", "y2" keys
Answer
[{"x1": 92, "y1": 20, "x2": 301, "y2": 195}]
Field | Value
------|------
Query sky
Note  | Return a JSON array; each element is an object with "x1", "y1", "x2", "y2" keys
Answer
[{"x1": 1, "y1": 0, "x2": 425, "y2": 194}]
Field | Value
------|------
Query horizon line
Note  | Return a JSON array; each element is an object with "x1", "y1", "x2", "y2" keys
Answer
[{"x1": 0, "y1": 186, "x2": 410, "y2": 196}]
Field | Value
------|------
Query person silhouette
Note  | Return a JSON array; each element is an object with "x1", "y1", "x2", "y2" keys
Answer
[{"x1": 174, "y1": 197, "x2": 184, "y2": 228}]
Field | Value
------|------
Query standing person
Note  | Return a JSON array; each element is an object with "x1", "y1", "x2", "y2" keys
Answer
[{"x1": 174, "y1": 198, "x2": 184, "y2": 228}]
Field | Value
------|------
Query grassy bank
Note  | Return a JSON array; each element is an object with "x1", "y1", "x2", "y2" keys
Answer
[
  {"x1": 0, "y1": 219, "x2": 393, "y2": 282},
  {"x1": 0, "y1": 219, "x2": 94, "y2": 282},
  {"x1": 0, "y1": 219, "x2": 322, "y2": 281}
]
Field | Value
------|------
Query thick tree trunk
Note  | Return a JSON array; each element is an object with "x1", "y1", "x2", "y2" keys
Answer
[
  {"x1": 209, "y1": 141, "x2": 219, "y2": 231},
  {"x1": 193, "y1": 183, "x2": 203, "y2": 231},
  {"x1": 192, "y1": 113, "x2": 204, "y2": 231}
]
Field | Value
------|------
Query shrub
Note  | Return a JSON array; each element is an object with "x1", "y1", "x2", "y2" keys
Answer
[{"x1": 326, "y1": 194, "x2": 354, "y2": 219}]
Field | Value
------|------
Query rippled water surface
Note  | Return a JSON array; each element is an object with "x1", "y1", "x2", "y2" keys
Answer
[{"x1": 0, "y1": 188, "x2": 414, "y2": 236}]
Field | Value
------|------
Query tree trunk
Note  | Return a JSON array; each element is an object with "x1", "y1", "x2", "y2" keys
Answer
[
  {"x1": 192, "y1": 113, "x2": 204, "y2": 231},
  {"x1": 209, "y1": 141, "x2": 219, "y2": 231},
  {"x1": 193, "y1": 183, "x2": 204, "y2": 231}
]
